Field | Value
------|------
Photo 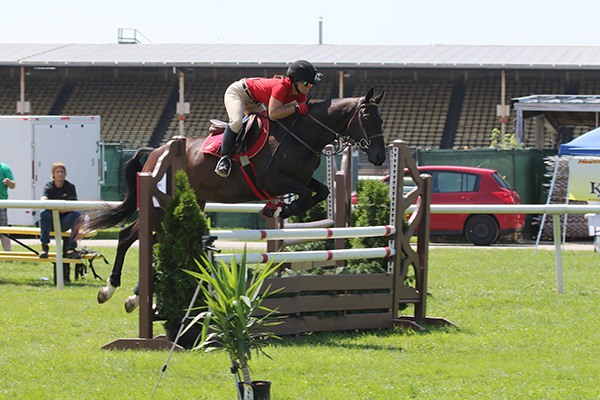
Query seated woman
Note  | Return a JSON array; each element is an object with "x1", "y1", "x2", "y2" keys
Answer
[{"x1": 38, "y1": 162, "x2": 81, "y2": 259}]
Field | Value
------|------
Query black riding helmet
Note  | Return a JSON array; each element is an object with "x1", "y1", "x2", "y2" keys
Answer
[{"x1": 287, "y1": 60, "x2": 323, "y2": 85}]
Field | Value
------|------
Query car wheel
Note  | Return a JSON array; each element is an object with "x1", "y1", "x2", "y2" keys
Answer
[{"x1": 464, "y1": 215, "x2": 499, "y2": 246}]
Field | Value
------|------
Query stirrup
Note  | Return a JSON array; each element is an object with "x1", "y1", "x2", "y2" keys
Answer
[{"x1": 215, "y1": 156, "x2": 232, "y2": 178}]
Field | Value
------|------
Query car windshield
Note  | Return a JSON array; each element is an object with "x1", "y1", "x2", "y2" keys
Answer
[{"x1": 491, "y1": 173, "x2": 513, "y2": 190}]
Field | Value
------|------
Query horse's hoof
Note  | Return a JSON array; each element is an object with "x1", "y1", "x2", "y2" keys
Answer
[
  {"x1": 124, "y1": 295, "x2": 139, "y2": 313},
  {"x1": 97, "y1": 281, "x2": 117, "y2": 304}
]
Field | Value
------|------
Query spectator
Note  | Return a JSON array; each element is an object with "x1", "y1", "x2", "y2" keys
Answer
[
  {"x1": 0, "y1": 161, "x2": 16, "y2": 251},
  {"x1": 39, "y1": 162, "x2": 81, "y2": 259}
]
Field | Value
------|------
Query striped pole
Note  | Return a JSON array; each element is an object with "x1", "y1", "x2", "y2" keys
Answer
[
  {"x1": 216, "y1": 247, "x2": 395, "y2": 265},
  {"x1": 212, "y1": 225, "x2": 395, "y2": 242}
]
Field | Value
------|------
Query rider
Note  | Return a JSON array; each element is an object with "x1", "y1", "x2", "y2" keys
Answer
[{"x1": 214, "y1": 60, "x2": 323, "y2": 178}]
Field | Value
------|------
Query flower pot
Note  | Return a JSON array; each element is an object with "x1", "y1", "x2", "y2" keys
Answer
[{"x1": 237, "y1": 380, "x2": 271, "y2": 400}]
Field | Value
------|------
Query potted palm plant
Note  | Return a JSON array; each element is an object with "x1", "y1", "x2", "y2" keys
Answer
[
  {"x1": 154, "y1": 170, "x2": 207, "y2": 348},
  {"x1": 185, "y1": 249, "x2": 282, "y2": 400}
]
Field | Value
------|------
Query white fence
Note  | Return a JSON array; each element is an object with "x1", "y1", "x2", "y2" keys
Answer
[{"x1": 1, "y1": 199, "x2": 600, "y2": 293}]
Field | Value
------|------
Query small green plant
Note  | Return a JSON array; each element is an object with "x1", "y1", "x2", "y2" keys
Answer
[
  {"x1": 154, "y1": 170, "x2": 207, "y2": 336},
  {"x1": 185, "y1": 249, "x2": 282, "y2": 388},
  {"x1": 490, "y1": 128, "x2": 523, "y2": 149},
  {"x1": 348, "y1": 179, "x2": 393, "y2": 273}
]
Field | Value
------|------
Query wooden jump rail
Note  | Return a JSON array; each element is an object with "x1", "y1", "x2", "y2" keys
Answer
[{"x1": 103, "y1": 138, "x2": 453, "y2": 350}]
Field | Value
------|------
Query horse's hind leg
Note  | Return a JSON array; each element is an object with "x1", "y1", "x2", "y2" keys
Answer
[
  {"x1": 97, "y1": 221, "x2": 139, "y2": 304},
  {"x1": 124, "y1": 230, "x2": 159, "y2": 313},
  {"x1": 124, "y1": 283, "x2": 140, "y2": 313}
]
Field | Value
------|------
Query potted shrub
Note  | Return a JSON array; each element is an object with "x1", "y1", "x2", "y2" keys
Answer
[
  {"x1": 154, "y1": 170, "x2": 207, "y2": 348},
  {"x1": 185, "y1": 250, "x2": 282, "y2": 400}
]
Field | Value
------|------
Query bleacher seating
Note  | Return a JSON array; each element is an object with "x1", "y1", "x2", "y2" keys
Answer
[
  {"x1": 0, "y1": 77, "x2": 63, "y2": 115},
  {"x1": 352, "y1": 79, "x2": 452, "y2": 149},
  {"x1": 61, "y1": 77, "x2": 174, "y2": 149},
  {"x1": 454, "y1": 80, "x2": 567, "y2": 149},
  {"x1": 0, "y1": 71, "x2": 598, "y2": 152}
]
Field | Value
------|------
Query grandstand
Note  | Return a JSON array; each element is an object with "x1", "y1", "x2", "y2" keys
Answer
[{"x1": 2, "y1": 43, "x2": 600, "y2": 155}]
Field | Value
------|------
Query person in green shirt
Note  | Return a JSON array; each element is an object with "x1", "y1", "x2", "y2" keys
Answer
[{"x1": 0, "y1": 162, "x2": 16, "y2": 251}]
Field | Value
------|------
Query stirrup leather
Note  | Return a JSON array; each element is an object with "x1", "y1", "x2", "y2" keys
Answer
[{"x1": 215, "y1": 156, "x2": 232, "y2": 178}]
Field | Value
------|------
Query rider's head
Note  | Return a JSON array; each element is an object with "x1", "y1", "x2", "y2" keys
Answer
[{"x1": 287, "y1": 60, "x2": 323, "y2": 88}]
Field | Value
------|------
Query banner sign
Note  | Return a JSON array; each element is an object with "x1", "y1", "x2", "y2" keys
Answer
[{"x1": 568, "y1": 157, "x2": 600, "y2": 201}]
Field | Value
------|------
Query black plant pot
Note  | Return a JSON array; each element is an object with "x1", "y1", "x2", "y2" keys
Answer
[
  {"x1": 237, "y1": 380, "x2": 271, "y2": 400},
  {"x1": 164, "y1": 325, "x2": 202, "y2": 350}
]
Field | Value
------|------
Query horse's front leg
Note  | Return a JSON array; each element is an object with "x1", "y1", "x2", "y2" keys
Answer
[
  {"x1": 97, "y1": 221, "x2": 138, "y2": 304},
  {"x1": 307, "y1": 178, "x2": 329, "y2": 205},
  {"x1": 278, "y1": 179, "x2": 329, "y2": 220}
]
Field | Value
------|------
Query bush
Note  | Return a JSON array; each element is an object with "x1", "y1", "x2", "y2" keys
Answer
[
  {"x1": 286, "y1": 199, "x2": 334, "y2": 251},
  {"x1": 154, "y1": 170, "x2": 208, "y2": 333},
  {"x1": 347, "y1": 179, "x2": 393, "y2": 273}
]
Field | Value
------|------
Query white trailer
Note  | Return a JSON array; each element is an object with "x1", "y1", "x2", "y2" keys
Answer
[{"x1": 0, "y1": 115, "x2": 102, "y2": 225}]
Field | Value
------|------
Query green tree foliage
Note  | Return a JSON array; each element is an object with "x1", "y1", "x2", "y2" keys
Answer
[
  {"x1": 347, "y1": 179, "x2": 391, "y2": 273},
  {"x1": 490, "y1": 128, "x2": 523, "y2": 149},
  {"x1": 154, "y1": 170, "x2": 208, "y2": 333}
]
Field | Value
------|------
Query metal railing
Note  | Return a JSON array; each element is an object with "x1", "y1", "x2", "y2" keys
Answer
[{"x1": 2, "y1": 200, "x2": 599, "y2": 293}]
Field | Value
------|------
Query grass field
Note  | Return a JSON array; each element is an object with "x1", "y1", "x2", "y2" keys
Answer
[{"x1": 1, "y1": 244, "x2": 599, "y2": 399}]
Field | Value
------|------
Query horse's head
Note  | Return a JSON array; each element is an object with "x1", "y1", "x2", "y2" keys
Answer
[{"x1": 348, "y1": 87, "x2": 386, "y2": 166}]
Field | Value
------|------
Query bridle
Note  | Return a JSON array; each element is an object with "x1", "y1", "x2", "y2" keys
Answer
[
  {"x1": 274, "y1": 99, "x2": 383, "y2": 156},
  {"x1": 340, "y1": 101, "x2": 384, "y2": 151}
]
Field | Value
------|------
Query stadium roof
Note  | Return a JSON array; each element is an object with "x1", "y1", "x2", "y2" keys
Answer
[{"x1": 3, "y1": 43, "x2": 600, "y2": 70}]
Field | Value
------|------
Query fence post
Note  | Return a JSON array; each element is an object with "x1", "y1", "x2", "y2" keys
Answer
[{"x1": 138, "y1": 172, "x2": 154, "y2": 340}]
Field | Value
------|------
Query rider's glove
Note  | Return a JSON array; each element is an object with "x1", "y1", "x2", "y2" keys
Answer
[{"x1": 295, "y1": 103, "x2": 309, "y2": 114}]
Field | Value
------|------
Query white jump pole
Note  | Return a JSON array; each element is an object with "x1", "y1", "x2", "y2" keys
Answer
[
  {"x1": 212, "y1": 225, "x2": 395, "y2": 241},
  {"x1": 216, "y1": 247, "x2": 395, "y2": 265}
]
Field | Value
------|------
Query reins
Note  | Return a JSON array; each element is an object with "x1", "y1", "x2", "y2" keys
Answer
[{"x1": 272, "y1": 118, "x2": 321, "y2": 155}]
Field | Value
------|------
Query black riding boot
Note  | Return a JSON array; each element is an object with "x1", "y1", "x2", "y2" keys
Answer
[{"x1": 215, "y1": 125, "x2": 238, "y2": 178}]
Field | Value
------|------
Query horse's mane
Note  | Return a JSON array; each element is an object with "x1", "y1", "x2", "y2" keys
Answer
[{"x1": 310, "y1": 96, "x2": 360, "y2": 116}]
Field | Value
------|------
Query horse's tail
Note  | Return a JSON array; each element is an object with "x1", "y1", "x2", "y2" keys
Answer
[{"x1": 84, "y1": 147, "x2": 155, "y2": 232}]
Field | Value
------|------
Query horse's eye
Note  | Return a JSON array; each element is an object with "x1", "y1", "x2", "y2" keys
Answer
[{"x1": 363, "y1": 115, "x2": 371, "y2": 122}]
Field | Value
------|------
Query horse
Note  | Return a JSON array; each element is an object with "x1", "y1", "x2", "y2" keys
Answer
[{"x1": 86, "y1": 87, "x2": 386, "y2": 308}]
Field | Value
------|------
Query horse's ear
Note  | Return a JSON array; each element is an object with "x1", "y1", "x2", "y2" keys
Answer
[
  {"x1": 365, "y1": 87, "x2": 375, "y2": 102},
  {"x1": 373, "y1": 90, "x2": 385, "y2": 104}
]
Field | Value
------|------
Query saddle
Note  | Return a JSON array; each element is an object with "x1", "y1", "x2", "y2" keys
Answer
[
  {"x1": 201, "y1": 113, "x2": 276, "y2": 203},
  {"x1": 201, "y1": 113, "x2": 269, "y2": 161}
]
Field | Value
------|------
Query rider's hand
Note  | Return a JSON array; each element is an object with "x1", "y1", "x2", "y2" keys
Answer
[{"x1": 295, "y1": 103, "x2": 309, "y2": 114}]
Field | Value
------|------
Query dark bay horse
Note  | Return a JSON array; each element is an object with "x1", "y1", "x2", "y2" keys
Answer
[{"x1": 87, "y1": 87, "x2": 386, "y2": 306}]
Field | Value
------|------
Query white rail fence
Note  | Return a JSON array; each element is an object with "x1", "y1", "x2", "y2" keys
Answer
[{"x1": 1, "y1": 200, "x2": 599, "y2": 293}]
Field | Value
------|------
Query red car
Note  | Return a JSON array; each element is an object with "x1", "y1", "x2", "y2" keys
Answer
[{"x1": 355, "y1": 166, "x2": 525, "y2": 245}]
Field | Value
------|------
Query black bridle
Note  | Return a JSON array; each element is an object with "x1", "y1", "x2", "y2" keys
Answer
[{"x1": 273, "y1": 99, "x2": 383, "y2": 156}]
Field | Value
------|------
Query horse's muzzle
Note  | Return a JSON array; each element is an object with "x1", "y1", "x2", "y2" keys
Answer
[{"x1": 369, "y1": 152, "x2": 386, "y2": 167}]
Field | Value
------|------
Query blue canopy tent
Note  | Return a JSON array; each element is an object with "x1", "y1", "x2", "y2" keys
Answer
[
  {"x1": 559, "y1": 126, "x2": 600, "y2": 156},
  {"x1": 536, "y1": 127, "x2": 600, "y2": 251}
]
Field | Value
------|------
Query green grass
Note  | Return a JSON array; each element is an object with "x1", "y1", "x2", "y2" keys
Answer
[{"x1": 1, "y1": 246, "x2": 600, "y2": 399}]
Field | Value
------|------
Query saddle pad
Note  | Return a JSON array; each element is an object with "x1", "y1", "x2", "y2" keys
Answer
[{"x1": 200, "y1": 115, "x2": 270, "y2": 161}]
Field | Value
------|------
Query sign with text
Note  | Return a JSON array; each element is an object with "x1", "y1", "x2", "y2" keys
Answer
[{"x1": 568, "y1": 157, "x2": 600, "y2": 201}]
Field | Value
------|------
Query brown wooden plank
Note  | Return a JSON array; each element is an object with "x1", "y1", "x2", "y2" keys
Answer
[
  {"x1": 259, "y1": 293, "x2": 392, "y2": 316},
  {"x1": 263, "y1": 274, "x2": 393, "y2": 294},
  {"x1": 265, "y1": 313, "x2": 394, "y2": 336}
]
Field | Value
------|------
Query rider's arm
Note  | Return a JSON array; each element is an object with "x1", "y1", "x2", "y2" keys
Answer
[{"x1": 267, "y1": 96, "x2": 298, "y2": 120}]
